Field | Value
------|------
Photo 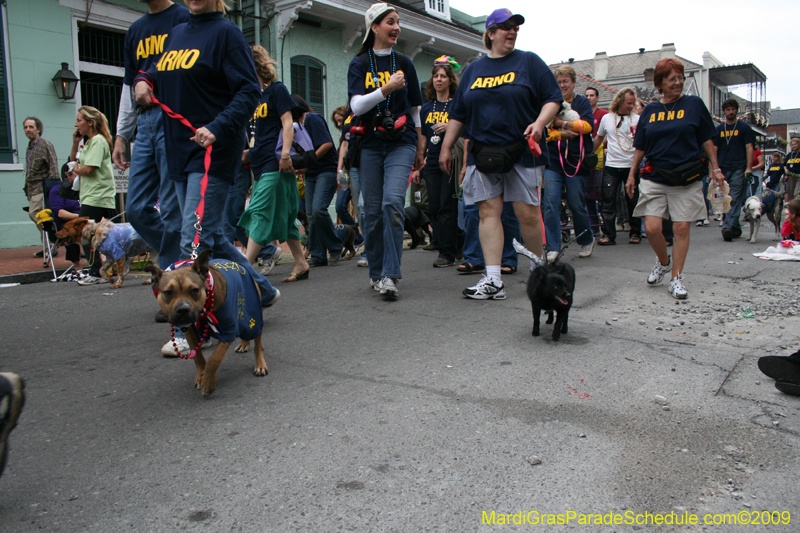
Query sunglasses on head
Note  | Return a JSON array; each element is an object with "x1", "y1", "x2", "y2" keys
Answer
[{"x1": 497, "y1": 21, "x2": 519, "y2": 31}]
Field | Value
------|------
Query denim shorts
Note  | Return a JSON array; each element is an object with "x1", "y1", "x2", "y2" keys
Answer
[{"x1": 462, "y1": 164, "x2": 543, "y2": 206}]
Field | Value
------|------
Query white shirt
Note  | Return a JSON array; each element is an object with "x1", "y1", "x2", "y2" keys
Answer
[{"x1": 597, "y1": 112, "x2": 639, "y2": 168}]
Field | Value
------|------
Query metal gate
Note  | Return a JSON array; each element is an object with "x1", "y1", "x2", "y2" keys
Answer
[{"x1": 79, "y1": 72, "x2": 123, "y2": 138}]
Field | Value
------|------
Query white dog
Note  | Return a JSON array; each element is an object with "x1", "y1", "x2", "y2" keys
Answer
[
  {"x1": 741, "y1": 190, "x2": 783, "y2": 243},
  {"x1": 555, "y1": 101, "x2": 580, "y2": 124}
]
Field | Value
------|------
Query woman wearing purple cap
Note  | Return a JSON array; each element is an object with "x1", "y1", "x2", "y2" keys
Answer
[
  {"x1": 347, "y1": 3, "x2": 424, "y2": 300},
  {"x1": 439, "y1": 8, "x2": 561, "y2": 300}
]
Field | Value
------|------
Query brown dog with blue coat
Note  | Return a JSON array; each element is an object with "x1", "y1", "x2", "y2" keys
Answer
[{"x1": 145, "y1": 250, "x2": 268, "y2": 397}]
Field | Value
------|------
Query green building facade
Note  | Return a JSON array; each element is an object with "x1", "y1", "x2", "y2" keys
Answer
[{"x1": 0, "y1": 0, "x2": 483, "y2": 248}]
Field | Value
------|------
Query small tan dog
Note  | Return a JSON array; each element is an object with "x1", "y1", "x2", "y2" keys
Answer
[{"x1": 145, "y1": 250, "x2": 268, "y2": 397}]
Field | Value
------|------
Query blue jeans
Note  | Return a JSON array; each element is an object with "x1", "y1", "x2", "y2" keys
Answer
[
  {"x1": 126, "y1": 106, "x2": 182, "y2": 269},
  {"x1": 722, "y1": 168, "x2": 746, "y2": 233},
  {"x1": 335, "y1": 182, "x2": 363, "y2": 246},
  {"x1": 176, "y1": 172, "x2": 277, "y2": 304},
  {"x1": 359, "y1": 141, "x2": 416, "y2": 280},
  {"x1": 542, "y1": 168, "x2": 594, "y2": 252},
  {"x1": 305, "y1": 171, "x2": 342, "y2": 263},
  {"x1": 225, "y1": 163, "x2": 250, "y2": 245},
  {"x1": 462, "y1": 199, "x2": 520, "y2": 267}
]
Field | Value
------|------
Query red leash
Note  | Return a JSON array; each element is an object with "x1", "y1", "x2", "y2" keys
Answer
[{"x1": 137, "y1": 71, "x2": 211, "y2": 259}]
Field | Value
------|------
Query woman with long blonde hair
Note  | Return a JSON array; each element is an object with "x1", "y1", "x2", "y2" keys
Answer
[{"x1": 70, "y1": 105, "x2": 118, "y2": 284}]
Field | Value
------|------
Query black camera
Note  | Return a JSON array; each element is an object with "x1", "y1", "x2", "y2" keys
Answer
[{"x1": 375, "y1": 109, "x2": 395, "y2": 131}]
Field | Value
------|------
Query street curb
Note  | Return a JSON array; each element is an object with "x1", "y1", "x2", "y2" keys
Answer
[{"x1": 0, "y1": 269, "x2": 68, "y2": 285}]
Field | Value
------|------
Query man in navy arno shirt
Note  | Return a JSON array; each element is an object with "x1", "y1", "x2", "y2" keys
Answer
[
  {"x1": 714, "y1": 98, "x2": 754, "y2": 242},
  {"x1": 113, "y1": 0, "x2": 190, "y2": 355}
]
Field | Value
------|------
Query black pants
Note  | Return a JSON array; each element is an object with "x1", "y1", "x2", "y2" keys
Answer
[
  {"x1": 422, "y1": 164, "x2": 461, "y2": 261},
  {"x1": 601, "y1": 166, "x2": 640, "y2": 241},
  {"x1": 79, "y1": 204, "x2": 117, "y2": 276}
]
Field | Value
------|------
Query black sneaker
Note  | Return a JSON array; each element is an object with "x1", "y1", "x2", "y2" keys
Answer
[
  {"x1": 722, "y1": 228, "x2": 734, "y2": 242},
  {"x1": 0, "y1": 373, "x2": 25, "y2": 477}
]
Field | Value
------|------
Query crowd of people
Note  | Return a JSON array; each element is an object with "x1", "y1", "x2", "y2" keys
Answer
[{"x1": 20, "y1": 1, "x2": 800, "y2": 347}]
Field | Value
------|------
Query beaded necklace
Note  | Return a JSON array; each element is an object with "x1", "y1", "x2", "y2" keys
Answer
[
  {"x1": 611, "y1": 113, "x2": 634, "y2": 152},
  {"x1": 367, "y1": 48, "x2": 397, "y2": 114},
  {"x1": 429, "y1": 98, "x2": 450, "y2": 145}
]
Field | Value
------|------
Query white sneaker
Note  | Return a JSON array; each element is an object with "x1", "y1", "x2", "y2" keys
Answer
[
  {"x1": 255, "y1": 250, "x2": 280, "y2": 275},
  {"x1": 357, "y1": 258, "x2": 368, "y2": 267},
  {"x1": 578, "y1": 238, "x2": 596, "y2": 258},
  {"x1": 379, "y1": 276, "x2": 399, "y2": 298},
  {"x1": 370, "y1": 278, "x2": 381, "y2": 291},
  {"x1": 77, "y1": 275, "x2": 107, "y2": 286},
  {"x1": 702, "y1": 219, "x2": 709, "y2": 226},
  {"x1": 546, "y1": 251, "x2": 559, "y2": 262},
  {"x1": 669, "y1": 274, "x2": 688, "y2": 299},
  {"x1": 647, "y1": 256, "x2": 672, "y2": 285},
  {"x1": 463, "y1": 275, "x2": 506, "y2": 300},
  {"x1": 162, "y1": 338, "x2": 190, "y2": 357}
]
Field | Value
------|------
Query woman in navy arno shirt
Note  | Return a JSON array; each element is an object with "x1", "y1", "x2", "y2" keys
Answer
[
  {"x1": 348, "y1": 3, "x2": 424, "y2": 299},
  {"x1": 134, "y1": 0, "x2": 277, "y2": 305},
  {"x1": 412, "y1": 56, "x2": 461, "y2": 268},
  {"x1": 440, "y1": 8, "x2": 561, "y2": 300}
]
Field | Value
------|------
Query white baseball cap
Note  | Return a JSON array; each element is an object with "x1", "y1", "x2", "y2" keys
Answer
[{"x1": 363, "y1": 3, "x2": 395, "y2": 44}]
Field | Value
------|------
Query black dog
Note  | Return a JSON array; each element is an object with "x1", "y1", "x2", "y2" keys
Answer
[
  {"x1": 527, "y1": 259, "x2": 575, "y2": 341},
  {"x1": 404, "y1": 205, "x2": 432, "y2": 249}
]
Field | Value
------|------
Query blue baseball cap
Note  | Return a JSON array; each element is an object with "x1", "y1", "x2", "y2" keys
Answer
[{"x1": 486, "y1": 8, "x2": 524, "y2": 30}]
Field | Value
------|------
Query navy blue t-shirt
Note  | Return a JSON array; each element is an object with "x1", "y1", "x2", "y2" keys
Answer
[
  {"x1": 250, "y1": 81, "x2": 297, "y2": 179},
  {"x1": 633, "y1": 95, "x2": 716, "y2": 184},
  {"x1": 450, "y1": 49, "x2": 561, "y2": 168},
  {"x1": 546, "y1": 95, "x2": 594, "y2": 171},
  {"x1": 347, "y1": 50, "x2": 422, "y2": 148},
  {"x1": 122, "y1": 3, "x2": 190, "y2": 86},
  {"x1": 421, "y1": 99, "x2": 452, "y2": 160},
  {"x1": 136, "y1": 12, "x2": 260, "y2": 182},
  {"x1": 784, "y1": 151, "x2": 800, "y2": 176},
  {"x1": 714, "y1": 120, "x2": 756, "y2": 172},
  {"x1": 304, "y1": 112, "x2": 337, "y2": 177},
  {"x1": 765, "y1": 160, "x2": 784, "y2": 188}
]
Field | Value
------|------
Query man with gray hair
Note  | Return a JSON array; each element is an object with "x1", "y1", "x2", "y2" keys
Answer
[{"x1": 23, "y1": 117, "x2": 59, "y2": 255}]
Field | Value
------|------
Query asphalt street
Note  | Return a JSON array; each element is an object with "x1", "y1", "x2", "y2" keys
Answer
[{"x1": 0, "y1": 224, "x2": 798, "y2": 532}]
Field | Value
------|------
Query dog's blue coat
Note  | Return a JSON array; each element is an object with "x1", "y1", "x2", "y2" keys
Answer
[
  {"x1": 96, "y1": 223, "x2": 151, "y2": 262},
  {"x1": 757, "y1": 189, "x2": 780, "y2": 212},
  {"x1": 207, "y1": 259, "x2": 263, "y2": 343}
]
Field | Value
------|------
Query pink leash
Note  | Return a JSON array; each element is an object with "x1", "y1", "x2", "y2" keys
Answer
[{"x1": 557, "y1": 122, "x2": 585, "y2": 178}]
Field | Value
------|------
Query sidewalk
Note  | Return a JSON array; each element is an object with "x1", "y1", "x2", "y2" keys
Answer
[{"x1": 0, "y1": 246, "x2": 74, "y2": 284}]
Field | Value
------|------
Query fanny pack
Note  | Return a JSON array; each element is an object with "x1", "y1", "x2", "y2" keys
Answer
[
  {"x1": 374, "y1": 114, "x2": 408, "y2": 142},
  {"x1": 653, "y1": 159, "x2": 705, "y2": 187},
  {"x1": 471, "y1": 139, "x2": 527, "y2": 174}
]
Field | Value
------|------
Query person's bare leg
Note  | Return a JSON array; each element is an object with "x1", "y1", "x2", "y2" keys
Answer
[
  {"x1": 671, "y1": 222, "x2": 691, "y2": 276},
  {"x1": 512, "y1": 201, "x2": 544, "y2": 257},
  {"x1": 644, "y1": 216, "x2": 669, "y2": 265},
  {"x1": 478, "y1": 196, "x2": 505, "y2": 266},
  {"x1": 245, "y1": 237, "x2": 263, "y2": 264},
  {"x1": 286, "y1": 239, "x2": 309, "y2": 273}
]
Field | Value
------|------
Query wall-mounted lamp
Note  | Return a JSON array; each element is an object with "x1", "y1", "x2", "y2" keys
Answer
[{"x1": 52, "y1": 62, "x2": 79, "y2": 101}]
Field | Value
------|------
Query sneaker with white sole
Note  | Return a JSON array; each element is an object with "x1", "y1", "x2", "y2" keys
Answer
[
  {"x1": 161, "y1": 337, "x2": 212, "y2": 357},
  {"x1": 647, "y1": 256, "x2": 672, "y2": 285},
  {"x1": 463, "y1": 275, "x2": 506, "y2": 300},
  {"x1": 0, "y1": 372, "x2": 25, "y2": 477},
  {"x1": 546, "y1": 251, "x2": 559, "y2": 262},
  {"x1": 379, "y1": 276, "x2": 399, "y2": 298},
  {"x1": 77, "y1": 275, "x2": 107, "y2": 286},
  {"x1": 357, "y1": 258, "x2": 368, "y2": 267},
  {"x1": 669, "y1": 274, "x2": 688, "y2": 299},
  {"x1": 370, "y1": 278, "x2": 381, "y2": 291},
  {"x1": 578, "y1": 238, "x2": 596, "y2": 258},
  {"x1": 255, "y1": 250, "x2": 279, "y2": 275}
]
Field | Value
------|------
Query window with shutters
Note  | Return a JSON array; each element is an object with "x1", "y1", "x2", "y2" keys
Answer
[
  {"x1": 290, "y1": 57, "x2": 325, "y2": 116},
  {"x1": 0, "y1": 5, "x2": 13, "y2": 164},
  {"x1": 425, "y1": 0, "x2": 450, "y2": 21}
]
